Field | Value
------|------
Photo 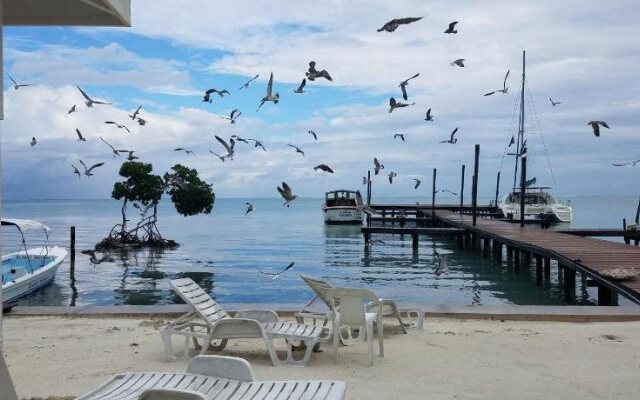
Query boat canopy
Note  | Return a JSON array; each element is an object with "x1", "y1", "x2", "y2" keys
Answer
[{"x1": 1, "y1": 219, "x2": 51, "y2": 235}]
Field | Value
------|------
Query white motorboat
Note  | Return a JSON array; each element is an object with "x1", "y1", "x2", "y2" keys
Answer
[
  {"x1": 1, "y1": 219, "x2": 67, "y2": 304},
  {"x1": 322, "y1": 190, "x2": 364, "y2": 224}
]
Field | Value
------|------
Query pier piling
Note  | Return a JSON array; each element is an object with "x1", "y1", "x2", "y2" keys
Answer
[
  {"x1": 495, "y1": 171, "x2": 501, "y2": 206},
  {"x1": 471, "y1": 145, "x2": 480, "y2": 226},
  {"x1": 459, "y1": 164, "x2": 465, "y2": 214},
  {"x1": 431, "y1": 168, "x2": 437, "y2": 219},
  {"x1": 520, "y1": 157, "x2": 526, "y2": 228},
  {"x1": 535, "y1": 256, "x2": 543, "y2": 286}
]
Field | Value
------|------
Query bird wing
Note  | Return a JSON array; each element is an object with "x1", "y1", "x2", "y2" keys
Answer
[
  {"x1": 297, "y1": 79, "x2": 306, "y2": 91},
  {"x1": 259, "y1": 270, "x2": 278, "y2": 276},
  {"x1": 276, "y1": 186, "x2": 286, "y2": 198},
  {"x1": 484, "y1": 91, "x2": 496, "y2": 96},
  {"x1": 449, "y1": 21, "x2": 458, "y2": 30},
  {"x1": 79, "y1": 159, "x2": 88, "y2": 172},
  {"x1": 450, "y1": 127, "x2": 459, "y2": 141},
  {"x1": 132, "y1": 105, "x2": 141, "y2": 119},
  {"x1": 105, "y1": 121, "x2": 116, "y2": 125},
  {"x1": 77, "y1": 86, "x2": 92, "y2": 101},
  {"x1": 100, "y1": 136, "x2": 116, "y2": 152},
  {"x1": 281, "y1": 262, "x2": 295, "y2": 273},
  {"x1": 215, "y1": 135, "x2": 232, "y2": 153},
  {"x1": 204, "y1": 88, "x2": 216, "y2": 95},
  {"x1": 174, "y1": 148, "x2": 184, "y2": 151},
  {"x1": 503, "y1": 70, "x2": 510, "y2": 89},
  {"x1": 600, "y1": 121, "x2": 610, "y2": 129},
  {"x1": 374, "y1": 158, "x2": 381, "y2": 168},
  {"x1": 396, "y1": 16, "x2": 423, "y2": 25},
  {"x1": 426, "y1": 108, "x2": 431, "y2": 118},
  {"x1": 408, "y1": 73, "x2": 420, "y2": 80},
  {"x1": 8, "y1": 75, "x2": 17, "y2": 85},
  {"x1": 76, "y1": 129, "x2": 84, "y2": 140},
  {"x1": 281, "y1": 181, "x2": 292, "y2": 197},
  {"x1": 400, "y1": 84, "x2": 408, "y2": 100},
  {"x1": 287, "y1": 144, "x2": 299, "y2": 151},
  {"x1": 122, "y1": 125, "x2": 131, "y2": 133},
  {"x1": 87, "y1": 162, "x2": 105, "y2": 173},
  {"x1": 267, "y1": 72, "x2": 273, "y2": 96},
  {"x1": 319, "y1": 70, "x2": 333, "y2": 81},
  {"x1": 92, "y1": 100, "x2": 111, "y2": 105},
  {"x1": 308, "y1": 130, "x2": 317, "y2": 140},
  {"x1": 229, "y1": 138, "x2": 236, "y2": 151},
  {"x1": 230, "y1": 109, "x2": 238, "y2": 119}
]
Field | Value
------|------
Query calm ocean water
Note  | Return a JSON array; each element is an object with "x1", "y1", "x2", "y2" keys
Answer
[{"x1": 2, "y1": 196, "x2": 638, "y2": 307}]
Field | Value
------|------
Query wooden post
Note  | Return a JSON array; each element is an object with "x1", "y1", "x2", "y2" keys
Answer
[
  {"x1": 366, "y1": 170, "x2": 372, "y2": 204},
  {"x1": 412, "y1": 233, "x2": 419, "y2": 250},
  {"x1": 514, "y1": 250, "x2": 520, "y2": 274},
  {"x1": 431, "y1": 168, "x2": 437, "y2": 219},
  {"x1": 544, "y1": 258, "x2": 551, "y2": 283},
  {"x1": 520, "y1": 156, "x2": 526, "y2": 228},
  {"x1": 535, "y1": 256, "x2": 543, "y2": 286},
  {"x1": 457, "y1": 233, "x2": 464, "y2": 249},
  {"x1": 507, "y1": 246, "x2": 513, "y2": 264},
  {"x1": 364, "y1": 230, "x2": 371, "y2": 249},
  {"x1": 563, "y1": 267, "x2": 576, "y2": 302},
  {"x1": 459, "y1": 164, "x2": 465, "y2": 214},
  {"x1": 494, "y1": 242, "x2": 503, "y2": 263},
  {"x1": 623, "y1": 218, "x2": 630, "y2": 244},
  {"x1": 494, "y1": 171, "x2": 501, "y2": 207},
  {"x1": 472, "y1": 144, "x2": 480, "y2": 226},
  {"x1": 482, "y1": 238, "x2": 490, "y2": 258},
  {"x1": 70, "y1": 226, "x2": 76, "y2": 280}
]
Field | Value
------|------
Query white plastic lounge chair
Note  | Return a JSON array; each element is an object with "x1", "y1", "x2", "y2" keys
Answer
[
  {"x1": 296, "y1": 275, "x2": 424, "y2": 334},
  {"x1": 77, "y1": 355, "x2": 347, "y2": 400},
  {"x1": 327, "y1": 288, "x2": 384, "y2": 366},
  {"x1": 139, "y1": 388, "x2": 206, "y2": 400},
  {"x1": 162, "y1": 278, "x2": 330, "y2": 366}
]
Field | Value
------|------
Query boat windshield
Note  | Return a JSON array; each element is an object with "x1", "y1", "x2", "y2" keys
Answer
[
  {"x1": 326, "y1": 191, "x2": 357, "y2": 207},
  {"x1": 505, "y1": 191, "x2": 557, "y2": 205}
]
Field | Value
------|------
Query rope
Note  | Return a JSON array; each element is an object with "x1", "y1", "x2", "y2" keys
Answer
[{"x1": 527, "y1": 87, "x2": 560, "y2": 192}]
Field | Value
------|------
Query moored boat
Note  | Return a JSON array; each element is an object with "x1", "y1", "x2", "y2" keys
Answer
[{"x1": 322, "y1": 190, "x2": 364, "y2": 224}]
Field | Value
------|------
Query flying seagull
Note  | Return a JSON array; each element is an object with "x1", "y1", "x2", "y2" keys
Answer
[
  {"x1": 129, "y1": 105, "x2": 142, "y2": 120},
  {"x1": 549, "y1": 98, "x2": 562, "y2": 107},
  {"x1": 257, "y1": 72, "x2": 279, "y2": 111},
  {"x1": 214, "y1": 135, "x2": 235, "y2": 160},
  {"x1": 209, "y1": 150, "x2": 226, "y2": 162},
  {"x1": 248, "y1": 138, "x2": 266, "y2": 151},
  {"x1": 525, "y1": 177, "x2": 537, "y2": 187},
  {"x1": 203, "y1": 88, "x2": 230, "y2": 103},
  {"x1": 424, "y1": 108, "x2": 433, "y2": 121},
  {"x1": 230, "y1": 135, "x2": 249, "y2": 144},
  {"x1": 132, "y1": 202, "x2": 154, "y2": 218},
  {"x1": 100, "y1": 136, "x2": 126, "y2": 157},
  {"x1": 81, "y1": 250, "x2": 115, "y2": 265},
  {"x1": 135, "y1": 117, "x2": 147, "y2": 126},
  {"x1": 314, "y1": 164, "x2": 334, "y2": 173},
  {"x1": 220, "y1": 108, "x2": 242, "y2": 124},
  {"x1": 437, "y1": 189, "x2": 458, "y2": 196},
  {"x1": 389, "y1": 97, "x2": 415, "y2": 113},
  {"x1": 238, "y1": 74, "x2": 259, "y2": 90},
  {"x1": 245, "y1": 202, "x2": 254, "y2": 215},
  {"x1": 67, "y1": 105, "x2": 77, "y2": 114},
  {"x1": 374, "y1": 157, "x2": 384, "y2": 175},
  {"x1": 388, "y1": 171, "x2": 398, "y2": 184},
  {"x1": 174, "y1": 147, "x2": 195, "y2": 156},
  {"x1": 399, "y1": 73, "x2": 420, "y2": 100},
  {"x1": 441, "y1": 127, "x2": 459, "y2": 144},
  {"x1": 308, "y1": 130, "x2": 317, "y2": 140},
  {"x1": 450, "y1": 59, "x2": 466, "y2": 67},
  {"x1": 77, "y1": 86, "x2": 111, "y2": 107},
  {"x1": 30, "y1": 137, "x2": 37, "y2": 146},
  {"x1": 612, "y1": 159, "x2": 640, "y2": 167},
  {"x1": 105, "y1": 121, "x2": 131, "y2": 133},
  {"x1": 287, "y1": 144, "x2": 305, "y2": 157},
  {"x1": 484, "y1": 70, "x2": 510, "y2": 96},
  {"x1": 444, "y1": 21, "x2": 459, "y2": 34},
  {"x1": 7, "y1": 74, "x2": 33, "y2": 90},
  {"x1": 413, "y1": 178, "x2": 421, "y2": 189},
  {"x1": 277, "y1": 182, "x2": 297, "y2": 207},
  {"x1": 260, "y1": 262, "x2": 294, "y2": 281},
  {"x1": 123, "y1": 150, "x2": 138, "y2": 161},
  {"x1": 75, "y1": 128, "x2": 87, "y2": 142},
  {"x1": 71, "y1": 164, "x2": 81, "y2": 179},
  {"x1": 79, "y1": 160, "x2": 105, "y2": 177},
  {"x1": 294, "y1": 79, "x2": 307, "y2": 93},
  {"x1": 588, "y1": 121, "x2": 610, "y2": 137},
  {"x1": 394, "y1": 133, "x2": 405, "y2": 141},
  {"x1": 377, "y1": 16, "x2": 424, "y2": 32},
  {"x1": 306, "y1": 61, "x2": 333, "y2": 81},
  {"x1": 508, "y1": 135, "x2": 515, "y2": 147},
  {"x1": 362, "y1": 176, "x2": 371, "y2": 185}
]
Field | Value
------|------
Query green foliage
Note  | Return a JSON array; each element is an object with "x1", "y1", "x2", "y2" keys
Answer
[
  {"x1": 164, "y1": 164, "x2": 215, "y2": 216},
  {"x1": 112, "y1": 161, "x2": 164, "y2": 205}
]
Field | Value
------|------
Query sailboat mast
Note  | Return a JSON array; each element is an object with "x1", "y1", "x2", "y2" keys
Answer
[{"x1": 512, "y1": 50, "x2": 526, "y2": 189}]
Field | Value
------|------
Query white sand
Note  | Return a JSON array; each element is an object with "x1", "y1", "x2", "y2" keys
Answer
[{"x1": 3, "y1": 316, "x2": 640, "y2": 399}]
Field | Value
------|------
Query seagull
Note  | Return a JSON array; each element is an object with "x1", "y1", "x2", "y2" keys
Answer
[
  {"x1": 377, "y1": 16, "x2": 424, "y2": 32},
  {"x1": 67, "y1": 105, "x2": 77, "y2": 114},
  {"x1": 441, "y1": 127, "x2": 458, "y2": 144},
  {"x1": 81, "y1": 250, "x2": 115, "y2": 265},
  {"x1": 79, "y1": 160, "x2": 105, "y2": 177},
  {"x1": 434, "y1": 254, "x2": 448, "y2": 276},
  {"x1": 132, "y1": 202, "x2": 154, "y2": 218},
  {"x1": 257, "y1": 72, "x2": 279, "y2": 111},
  {"x1": 306, "y1": 61, "x2": 333, "y2": 81},
  {"x1": 549, "y1": 98, "x2": 562, "y2": 107},
  {"x1": 238, "y1": 74, "x2": 259, "y2": 90},
  {"x1": 365, "y1": 239, "x2": 386, "y2": 249},
  {"x1": 388, "y1": 171, "x2": 398, "y2": 184},
  {"x1": 413, "y1": 178, "x2": 421, "y2": 189},
  {"x1": 75, "y1": 128, "x2": 87, "y2": 142},
  {"x1": 209, "y1": 150, "x2": 226, "y2": 162},
  {"x1": 314, "y1": 164, "x2": 334, "y2": 173},
  {"x1": 308, "y1": 130, "x2": 318, "y2": 140},
  {"x1": 71, "y1": 164, "x2": 81, "y2": 179},
  {"x1": 525, "y1": 177, "x2": 537, "y2": 187},
  {"x1": 294, "y1": 79, "x2": 307, "y2": 93},
  {"x1": 450, "y1": 59, "x2": 466, "y2": 67},
  {"x1": 277, "y1": 182, "x2": 297, "y2": 207},
  {"x1": 100, "y1": 136, "x2": 126, "y2": 157},
  {"x1": 389, "y1": 97, "x2": 414, "y2": 113},
  {"x1": 588, "y1": 121, "x2": 610, "y2": 137},
  {"x1": 77, "y1": 86, "x2": 111, "y2": 107},
  {"x1": 484, "y1": 70, "x2": 510, "y2": 96},
  {"x1": 508, "y1": 135, "x2": 515, "y2": 147},
  {"x1": 374, "y1": 157, "x2": 384, "y2": 175},
  {"x1": 203, "y1": 88, "x2": 230, "y2": 103},
  {"x1": 7, "y1": 74, "x2": 33, "y2": 89},
  {"x1": 399, "y1": 73, "x2": 420, "y2": 100},
  {"x1": 129, "y1": 105, "x2": 142, "y2": 120},
  {"x1": 394, "y1": 133, "x2": 405, "y2": 141},
  {"x1": 30, "y1": 137, "x2": 37, "y2": 146},
  {"x1": 287, "y1": 144, "x2": 305, "y2": 157},
  {"x1": 245, "y1": 202, "x2": 254, "y2": 215},
  {"x1": 135, "y1": 117, "x2": 147, "y2": 126},
  {"x1": 355, "y1": 191, "x2": 377, "y2": 214},
  {"x1": 444, "y1": 21, "x2": 458, "y2": 34},
  {"x1": 104, "y1": 121, "x2": 131, "y2": 133},
  {"x1": 123, "y1": 150, "x2": 139, "y2": 161},
  {"x1": 214, "y1": 135, "x2": 235, "y2": 160},
  {"x1": 220, "y1": 108, "x2": 242, "y2": 124},
  {"x1": 230, "y1": 135, "x2": 249, "y2": 144},
  {"x1": 174, "y1": 148, "x2": 195, "y2": 156},
  {"x1": 362, "y1": 176, "x2": 371, "y2": 185},
  {"x1": 437, "y1": 189, "x2": 458, "y2": 196},
  {"x1": 424, "y1": 108, "x2": 434, "y2": 121},
  {"x1": 260, "y1": 262, "x2": 294, "y2": 281},
  {"x1": 612, "y1": 159, "x2": 640, "y2": 167},
  {"x1": 248, "y1": 138, "x2": 266, "y2": 151}
]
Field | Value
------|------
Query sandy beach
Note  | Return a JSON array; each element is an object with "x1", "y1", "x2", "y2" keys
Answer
[{"x1": 3, "y1": 315, "x2": 640, "y2": 399}]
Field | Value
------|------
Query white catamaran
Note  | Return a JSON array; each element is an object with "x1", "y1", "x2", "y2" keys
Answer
[{"x1": 498, "y1": 51, "x2": 573, "y2": 223}]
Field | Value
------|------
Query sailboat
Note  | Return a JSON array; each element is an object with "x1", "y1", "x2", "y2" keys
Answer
[{"x1": 498, "y1": 51, "x2": 573, "y2": 223}]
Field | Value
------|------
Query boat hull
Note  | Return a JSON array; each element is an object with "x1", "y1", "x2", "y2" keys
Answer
[
  {"x1": 2, "y1": 246, "x2": 67, "y2": 303},
  {"x1": 323, "y1": 207, "x2": 363, "y2": 224},
  {"x1": 499, "y1": 204, "x2": 573, "y2": 223}
]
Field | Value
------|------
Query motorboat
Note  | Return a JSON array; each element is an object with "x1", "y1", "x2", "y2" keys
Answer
[
  {"x1": 1, "y1": 219, "x2": 67, "y2": 304},
  {"x1": 499, "y1": 187, "x2": 573, "y2": 222},
  {"x1": 322, "y1": 190, "x2": 364, "y2": 224}
]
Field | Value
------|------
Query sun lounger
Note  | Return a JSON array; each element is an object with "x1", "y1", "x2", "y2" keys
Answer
[
  {"x1": 296, "y1": 274, "x2": 424, "y2": 334},
  {"x1": 162, "y1": 278, "x2": 330, "y2": 366},
  {"x1": 76, "y1": 355, "x2": 346, "y2": 400}
]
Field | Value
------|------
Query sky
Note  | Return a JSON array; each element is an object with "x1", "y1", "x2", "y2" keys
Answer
[{"x1": 1, "y1": 0, "x2": 639, "y2": 200}]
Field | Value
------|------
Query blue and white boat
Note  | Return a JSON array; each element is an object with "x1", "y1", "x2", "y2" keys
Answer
[{"x1": 2, "y1": 219, "x2": 67, "y2": 304}]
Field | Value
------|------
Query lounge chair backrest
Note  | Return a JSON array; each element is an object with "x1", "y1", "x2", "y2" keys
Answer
[
  {"x1": 326, "y1": 288, "x2": 381, "y2": 326},
  {"x1": 170, "y1": 278, "x2": 229, "y2": 324},
  {"x1": 138, "y1": 388, "x2": 206, "y2": 400},
  {"x1": 300, "y1": 274, "x2": 334, "y2": 307}
]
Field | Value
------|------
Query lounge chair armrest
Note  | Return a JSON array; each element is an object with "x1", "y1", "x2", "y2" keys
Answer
[
  {"x1": 234, "y1": 309, "x2": 280, "y2": 323},
  {"x1": 187, "y1": 355, "x2": 255, "y2": 382}
]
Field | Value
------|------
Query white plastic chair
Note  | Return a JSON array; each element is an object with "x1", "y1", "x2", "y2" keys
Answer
[
  {"x1": 139, "y1": 388, "x2": 206, "y2": 400},
  {"x1": 327, "y1": 287, "x2": 384, "y2": 366}
]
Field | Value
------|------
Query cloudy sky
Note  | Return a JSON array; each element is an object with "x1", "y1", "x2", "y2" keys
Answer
[{"x1": 2, "y1": 0, "x2": 639, "y2": 200}]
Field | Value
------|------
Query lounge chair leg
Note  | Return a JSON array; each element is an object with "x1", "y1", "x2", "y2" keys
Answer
[
  {"x1": 161, "y1": 327, "x2": 177, "y2": 361},
  {"x1": 366, "y1": 320, "x2": 375, "y2": 366}
]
